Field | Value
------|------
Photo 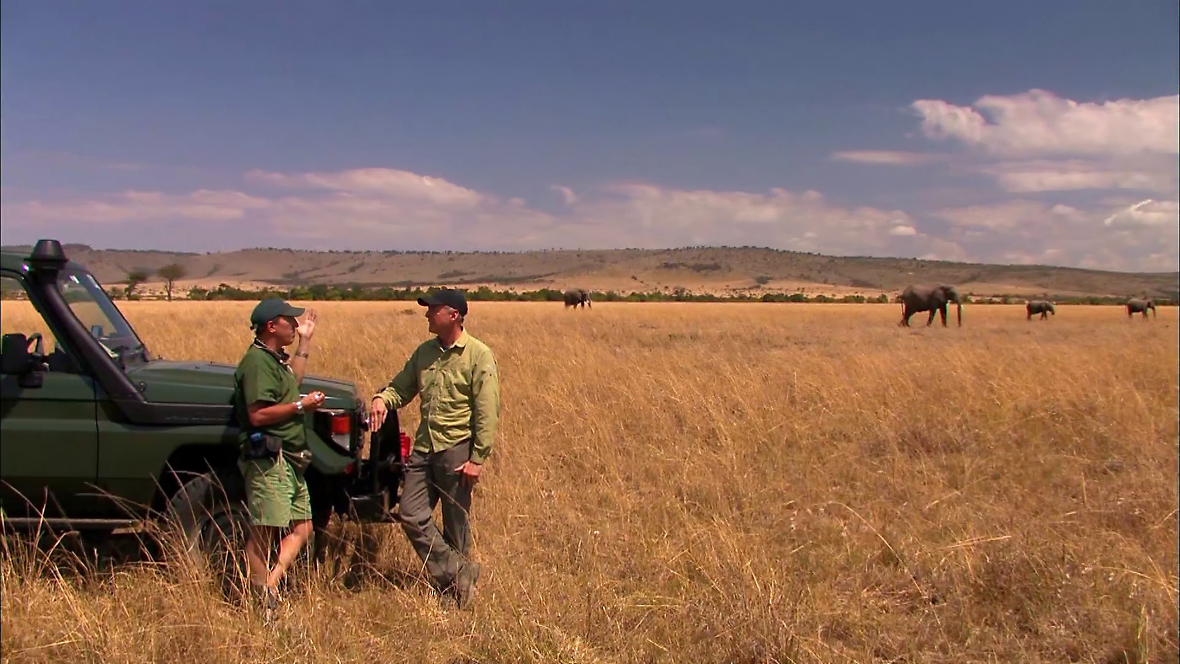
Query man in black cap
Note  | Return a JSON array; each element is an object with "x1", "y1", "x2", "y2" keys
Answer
[
  {"x1": 369, "y1": 288, "x2": 501, "y2": 609},
  {"x1": 232, "y1": 298, "x2": 326, "y2": 619}
]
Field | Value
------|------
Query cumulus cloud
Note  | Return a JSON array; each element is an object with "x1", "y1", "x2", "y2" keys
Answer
[
  {"x1": 982, "y1": 159, "x2": 1178, "y2": 194},
  {"x1": 933, "y1": 198, "x2": 1178, "y2": 271},
  {"x1": 933, "y1": 200, "x2": 1063, "y2": 231},
  {"x1": 912, "y1": 89, "x2": 1179, "y2": 157},
  {"x1": 1, "y1": 167, "x2": 951, "y2": 259},
  {"x1": 556, "y1": 183, "x2": 939, "y2": 258},
  {"x1": 903, "y1": 91, "x2": 1176, "y2": 269},
  {"x1": 844, "y1": 90, "x2": 1180, "y2": 198},
  {"x1": 1102, "y1": 199, "x2": 1179, "y2": 228},
  {"x1": 3, "y1": 164, "x2": 1176, "y2": 270},
  {"x1": 246, "y1": 168, "x2": 485, "y2": 207}
]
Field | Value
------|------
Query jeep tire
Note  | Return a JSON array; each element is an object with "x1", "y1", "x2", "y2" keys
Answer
[{"x1": 164, "y1": 468, "x2": 252, "y2": 600}]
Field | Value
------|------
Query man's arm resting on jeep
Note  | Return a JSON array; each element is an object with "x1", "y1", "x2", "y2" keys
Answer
[{"x1": 246, "y1": 399, "x2": 307, "y2": 427}]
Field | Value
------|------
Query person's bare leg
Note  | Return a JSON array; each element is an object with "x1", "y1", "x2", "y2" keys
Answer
[
  {"x1": 266, "y1": 520, "x2": 313, "y2": 588},
  {"x1": 245, "y1": 525, "x2": 273, "y2": 588}
]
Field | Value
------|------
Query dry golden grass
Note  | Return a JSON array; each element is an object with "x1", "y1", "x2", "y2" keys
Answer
[{"x1": 2, "y1": 301, "x2": 1178, "y2": 663}]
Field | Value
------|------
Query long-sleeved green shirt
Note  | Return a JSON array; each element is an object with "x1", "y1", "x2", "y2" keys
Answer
[{"x1": 373, "y1": 330, "x2": 501, "y2": 464}]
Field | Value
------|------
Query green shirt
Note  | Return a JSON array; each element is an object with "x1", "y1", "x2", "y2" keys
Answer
[
  {"x1": 374, "y1": 329, "x2": 500, "y2": 464},
  {"x1": 233, "y1": 340, "x2": 307, "y2": 452}
]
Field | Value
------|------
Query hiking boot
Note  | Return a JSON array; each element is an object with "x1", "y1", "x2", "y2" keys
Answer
[
  {"x1": 252, "y1": 585, "x2": 281, "y2": 623},
  {"x1": 454, "y1": 561, "x2": 481, "y2": 610},
  {"x1": 266, "y1": 587, "x2": 282, "y2": 622}
]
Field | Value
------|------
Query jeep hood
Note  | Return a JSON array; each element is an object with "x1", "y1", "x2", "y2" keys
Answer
[{"x1": 126, "y1": 360, "x2": 359, "y2": 408}]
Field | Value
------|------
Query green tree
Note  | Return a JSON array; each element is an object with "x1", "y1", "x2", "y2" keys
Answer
[
  {"x1": 125, "y1": 269, "x2": 149, "y2": 300},
  {"x1": 156, "y1": 263, "x2": 187, "y2": 302}
]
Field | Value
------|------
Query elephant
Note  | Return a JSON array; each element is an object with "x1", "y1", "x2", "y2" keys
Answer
[
  {"x1": 898, "y1": 284, "x2": 962, "y2": 327},
  {"x1": 1126, "y1": 298, "x2": 1156, "y2": 319},
  {"x1": 563, "y1": 288, "x2": 592, "y2": 309},
  {"x1": 1026, "y1": 300, "x2": 1056, "y2": 320}
]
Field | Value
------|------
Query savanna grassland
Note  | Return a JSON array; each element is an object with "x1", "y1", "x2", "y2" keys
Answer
[
  {"x1": 2, "y1": 301, "x2": 1178, "y2": 664},
  {"x1": 8, "y1": 243, "x2": 1176, "y2": 300}
]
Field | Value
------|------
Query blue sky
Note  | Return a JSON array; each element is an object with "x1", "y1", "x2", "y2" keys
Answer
[{"x1": 2, "y1": 1, "x2": 1177, "y2": 270}]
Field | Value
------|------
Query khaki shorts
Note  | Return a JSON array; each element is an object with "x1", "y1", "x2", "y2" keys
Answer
[{"x1": 239, "y1": 454, "x2": 312, "y2": 528}]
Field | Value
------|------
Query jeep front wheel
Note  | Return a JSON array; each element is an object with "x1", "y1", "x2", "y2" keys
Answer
[{"x1": 163, "y1": 469, "x2": 251, "y2": 599}]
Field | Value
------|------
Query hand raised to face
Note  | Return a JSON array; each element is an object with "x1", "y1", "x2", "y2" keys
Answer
[{"x1": 297, "y1": 309, "x2": 318, "y2": 340}]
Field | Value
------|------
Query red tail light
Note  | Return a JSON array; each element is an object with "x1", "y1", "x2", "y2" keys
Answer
[
  {"x1": 330, "y1": 413, "x2": 351, "y2": 435},
  {"x1": 399, "y1": 432, "x2": 412, "y2": 460}
]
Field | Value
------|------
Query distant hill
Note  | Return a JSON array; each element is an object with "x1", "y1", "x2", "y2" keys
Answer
[{"x1": 3, "y1": 243, "x2": 1177, "y2": 300}]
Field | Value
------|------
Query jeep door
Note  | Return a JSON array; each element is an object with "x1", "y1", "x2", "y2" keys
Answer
[{"x1": 0, "y1": 272, "x2": 102, "y2": 518}]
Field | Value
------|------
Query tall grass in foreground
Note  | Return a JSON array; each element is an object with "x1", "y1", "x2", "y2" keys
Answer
[{"x1": 2, "y1": 302, "x2": 1177, "y2": 663}]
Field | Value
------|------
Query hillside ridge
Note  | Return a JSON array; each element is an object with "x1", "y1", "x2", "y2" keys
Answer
[{"x1": 3, "y1": 243, "x2": 1176, "y2": 299}]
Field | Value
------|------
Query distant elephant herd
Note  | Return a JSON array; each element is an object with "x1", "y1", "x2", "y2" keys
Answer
[
  {"x1": 895, "y1": 284, "x2": 1158, "y2": 327},
  {"x1": 1026, "y1": 297, "x2": 1159, "y2": 321},
  {"x1": 563, "y1": 285, "x2": 1162, "y2": 327}
]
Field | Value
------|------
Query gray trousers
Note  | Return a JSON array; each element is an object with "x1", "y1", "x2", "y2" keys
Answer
[{"x1": 398, "y1": 440, "x2": 474, "y2": 589}]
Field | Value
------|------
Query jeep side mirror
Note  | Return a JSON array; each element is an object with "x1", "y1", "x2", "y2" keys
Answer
[
  {"x1": 3, "y1": 333, "x2": 28, "y2": 373},
  {"x1": 90, "y1": 324, "x2": 104, "y2": 339},
  {"x1": 1, "y1": 333, "x2": 43, "y2": 381}
]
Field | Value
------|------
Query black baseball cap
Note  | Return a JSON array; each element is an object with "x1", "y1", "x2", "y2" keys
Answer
[
  {"x1": 417, "y1": 288, "x2": 468, "y2": 316},
  {"x1": 250, "y1": 298, "x2": 305, "y2": 329}
]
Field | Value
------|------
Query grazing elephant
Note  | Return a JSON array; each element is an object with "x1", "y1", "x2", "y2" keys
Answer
[
  {"x1": 1126, "y1": 298, "x2": 1156, "y2": 319},
  {"x1": 898, "y1": 284, "x2": 962, "y2": 327},
  {"x1": 1026, "y1": 300, "x2": 1056, "y2": 320},
  {"x1": 563, "y1": 288, "x2": 592, "y2": 309}
]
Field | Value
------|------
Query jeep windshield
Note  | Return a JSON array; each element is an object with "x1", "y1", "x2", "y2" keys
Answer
[{"x1": 59, "y1": 269, "x2": 149, "y2": 369}]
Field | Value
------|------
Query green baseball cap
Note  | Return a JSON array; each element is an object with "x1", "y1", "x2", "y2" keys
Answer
[{"x1": 250, "y1": 298, "x2": 305, "y2": 329}]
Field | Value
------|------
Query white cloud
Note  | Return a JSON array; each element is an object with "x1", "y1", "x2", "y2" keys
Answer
[
  {"x1": 934, "y1": 200, "x2": 1060, "y2": 231},
  {"x1": 246, "y1": 168, "x2": 485, "y2": 207},
  {"x1": 982, "y1": 159, "x2": 1178, "y2": 193},
  {"x1": 558, "y1": 184, "x2": 938, "y2": 258},
  {"x1": 11, "y1": 189, "x2": 269, "y2": 224},
  {"x1": 885, "y1": 90, "x2": 1180, "y2": 198},
  {"x1": 835, "y1": 90, "x2": 1180, "y2": 197},
  {"x1": 1103, "y1": 199, "x2": 1179, "y2": 228},
  {"x1": 912, "y1": 89, "x2": 1179, "y2": 157},
  {"x1": 933, "y1": 198, "x2": 1178, "y2": 271},
  {"x1": 829, "y1": 150, "x2": 942, "y2": 165},
  {"x1": 550, "y1": 185, "x2": 579, "y2": 206},
  {"x1": 4, "y1": 165, "x2": 1176, "y2": 271},
  {"x1": 0, "y1": 168, "x2": 947, "y2": 259}
]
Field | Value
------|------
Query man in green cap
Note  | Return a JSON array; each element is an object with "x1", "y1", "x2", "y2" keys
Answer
[
  {"x1": 369, "y1": 288, "x2": 500, "y2": 609},
  {"x1": 232, "y1": 298, "x2": 326, "y2": 618}
]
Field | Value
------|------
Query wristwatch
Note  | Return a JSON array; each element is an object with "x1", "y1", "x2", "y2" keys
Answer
[{"x1": 294, "y1": 400, "x2": 304, "y2": 413}]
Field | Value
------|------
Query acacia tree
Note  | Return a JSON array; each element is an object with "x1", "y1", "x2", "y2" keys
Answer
[
  {"x1": 157, "y1": 263, "x2": 187, "y2": 302},
  {"x1": 125, "y1": 269, "x2": 149, "y2": 300}
]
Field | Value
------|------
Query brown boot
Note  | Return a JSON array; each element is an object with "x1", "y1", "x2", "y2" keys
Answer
[
  {"x1": 249, "y1": 583, "x2": 280, "y2": 623},
  {"x1": 453, "y1": 561, "x2": 481, "y2": 609},
  {"x1": 263, "y1": 586, "x2": 281, "y2": 623}
]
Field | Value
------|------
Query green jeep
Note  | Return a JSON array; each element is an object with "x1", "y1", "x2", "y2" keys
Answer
[{"x1": 0, "y1": 239, "x2": 404, "y2": 572}]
